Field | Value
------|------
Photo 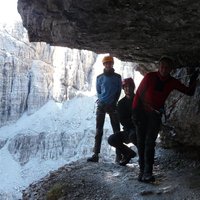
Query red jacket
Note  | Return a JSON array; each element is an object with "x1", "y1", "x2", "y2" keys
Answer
[{"x1": 132, "y1": 71, "x2": 196, "y2": 111}]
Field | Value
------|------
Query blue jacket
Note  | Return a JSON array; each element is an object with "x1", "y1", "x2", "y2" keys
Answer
[{"x1": 96, "y1": 72, "x2": 122, "y2": 105}]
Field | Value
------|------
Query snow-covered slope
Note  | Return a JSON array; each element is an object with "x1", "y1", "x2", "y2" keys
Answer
[{"x1": 0, "y1": 95, "x2": 120, "y2": 199}]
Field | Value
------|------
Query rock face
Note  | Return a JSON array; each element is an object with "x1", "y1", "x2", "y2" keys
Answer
[
  {"x1": 7, "y1": 131, "x2": 88, "y2": 166},
  {"x1": 160, "y1": 69, "x2": 200, "y2": 148},
  {"x1": 52, "y1": 47, "x2": 97, "y2": 101},
  {"x1": 0, "y1": 22, "x2": 96, "y2": 126},
  {"x1": 18, "y1": 0, "x2": 200, "y2": 67},
  {"x1": 0, "y1": 23, "x2": 54, "y2": 124}
]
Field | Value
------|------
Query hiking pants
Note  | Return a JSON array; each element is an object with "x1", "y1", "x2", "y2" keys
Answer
[
  {"x1": 132, "y1": 109, "x2": 161, "y2": 174},
  {"x1": 108, "y1": 129, "x2": 137, "y2": 157},
  {"x1": 93, "y1": 105, "x2": 120, "y2": 154}
]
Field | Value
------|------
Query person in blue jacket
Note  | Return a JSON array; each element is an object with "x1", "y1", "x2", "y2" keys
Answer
[{"x1": 87, "y1": 55, "x2": 122, "y2": 162}]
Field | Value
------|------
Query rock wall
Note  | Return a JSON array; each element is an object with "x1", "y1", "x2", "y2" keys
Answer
[
  {"x1": 0, "y1": 22, "x2": 57, "y2": 123},
  {"x1": 0, "y1": 22, "x2": 97, "y2": 126},
  {"x1": 52, "y1": 47, "x2": 96, "y2": 101},
  {"x1": 7, "y1": 131, "x2": 84, "y2": 166},
  {"x1": 160, "y1": 69, "x2": 200, "y2": 148}
]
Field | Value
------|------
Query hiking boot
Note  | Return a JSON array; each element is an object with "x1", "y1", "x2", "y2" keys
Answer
[
  {"x1": 138, "y1": 171, "x2": 144, "y2": 182},
  {"x1": 87, "y1": 154, "x2": 99, "y2": 162},
  {"x1": 119, "y1": 151, "x2": 136, "y2": 166},
  {"x1": 142, "y1": 173, "x2": 155, "y2": 183}
]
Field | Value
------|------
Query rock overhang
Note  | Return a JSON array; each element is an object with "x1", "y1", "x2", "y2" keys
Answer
[{"x1": 17, "y1": 0, "x2": 200, "y2": 69}]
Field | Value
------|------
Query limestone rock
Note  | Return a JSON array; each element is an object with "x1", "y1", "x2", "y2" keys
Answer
[
  {"x1": 0, "y1": 22, "x2": 97, "y2": 126},
  {"x1": 18, "y1": 0, "x2": 200, "y2": 67}
]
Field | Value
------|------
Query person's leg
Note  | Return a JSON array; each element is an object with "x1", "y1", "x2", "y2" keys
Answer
[
  {"x1": 128, "y1": 128, "x2": 137, "y2": 147},
  {"x1": 108, "y1": 131, "x2": 122, "y2": 162},
  {"x1": 143, "y1": 111, "x2": 161, "y2": 182},
  {"x1": 132, "y1": 109, "x2": 147, "y2": 180},
  {"x1": 119, "y1": 129, "x2": 138, "y2": 166},
  {"x1": 108, "y1": 131, "x2": 122, "y2": 148},
  {"x1": 136, "y1": 125, "x2": 146, "y2": 175},
  {"x1": 109, "y1": 109, "x2": 122, "y2": 162},
  {"x1": 108, "y1": 131, "x2": 136, "y2": 165},
  {"x1": 87, "y1": 106, "x2": 105, "y2": 162},
  {"x1": 109, "y1": 109, "x2": 121, "y2": 133}
]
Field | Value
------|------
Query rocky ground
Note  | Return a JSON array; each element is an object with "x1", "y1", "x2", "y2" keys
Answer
[{"x1": 22, "y1": 145, "x2": 200, "y2": 200}]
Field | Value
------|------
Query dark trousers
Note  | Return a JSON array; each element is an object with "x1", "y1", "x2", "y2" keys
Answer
[
  {"x1": 133, "y1": 109, "x2": 161, "y2": 174},
  {"x1": 93, "y1": 105, "x2": 120, "y2": 154},
  {"x1": 108, "y1": 129, "x2": 137, "y2": 157}
]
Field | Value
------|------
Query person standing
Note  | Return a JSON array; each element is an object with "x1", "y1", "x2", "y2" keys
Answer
[
  {"x1": 87, "y1": 55, "x2": 122, "y2": 162},
  {"x1": 108, "y1": 78, "x2": 137, "y2": 166},
  {"x1": 132, "y1": 56, "x2": 198, "y2": 183}
]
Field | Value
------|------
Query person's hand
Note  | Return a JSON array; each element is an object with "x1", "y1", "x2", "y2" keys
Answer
[
  {"x1": 97, "y1": 100, "x2": 105, "y2": 109},
  {"x1": 105, "y1": 104, "x2": 115, "y2": 113}
]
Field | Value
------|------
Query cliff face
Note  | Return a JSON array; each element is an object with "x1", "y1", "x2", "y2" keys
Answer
[
  {"x1": 0, "y1": 22, "x2": 97, "y2": 126},
  {"x1": 0, "y1": 24, "x2": 53, "y2": 124},
  {"x1": 52, "y1": 47, "x2": 97, "y2": 101}
]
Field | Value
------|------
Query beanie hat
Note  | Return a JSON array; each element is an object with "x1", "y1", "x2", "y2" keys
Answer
[{"x1": 122, "y1": 78, "x2": 135, "y2": 88}]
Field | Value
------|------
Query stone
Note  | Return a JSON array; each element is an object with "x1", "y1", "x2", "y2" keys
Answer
[
  {"x1": 18, "y1": 0, "x2": 200, "y2": 68},
  {"x1": 0, "y1": 22, "x2": 97, "y2": 126}
]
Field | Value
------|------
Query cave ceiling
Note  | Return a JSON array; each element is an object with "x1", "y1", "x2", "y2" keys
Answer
[{"x1": 18, "y1": 0, "x2": 200, "y2": 68}]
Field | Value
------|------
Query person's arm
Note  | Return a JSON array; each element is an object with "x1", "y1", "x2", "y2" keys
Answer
[
  {"x1": 116, "y1": 77, "x2": 122, "y2": 101},
  {"x1": 96, "y1": 76, "x2": 101, "y2": 99},
  {"x1": 113, "y1": 75, "x2": 122, "y2": 105},
  {"x1": 174, "y1": 70, "x2": 199, "y2": 96}
]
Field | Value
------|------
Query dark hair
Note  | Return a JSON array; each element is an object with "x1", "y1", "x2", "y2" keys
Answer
[{"x1": 159, "y1": 56, "x2": 174, "y2": 68}]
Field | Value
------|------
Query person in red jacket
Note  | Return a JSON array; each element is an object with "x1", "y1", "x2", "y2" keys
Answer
[{"x1": 132, "y1": 56, "x2": 198, "y2": 183}]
